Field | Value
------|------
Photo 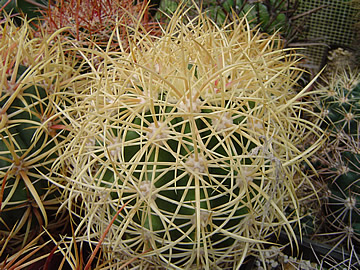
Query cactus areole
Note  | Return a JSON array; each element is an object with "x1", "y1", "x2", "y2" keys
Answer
[{"x1": 59, "y1": 9, "x2": 323, "y2": 269}]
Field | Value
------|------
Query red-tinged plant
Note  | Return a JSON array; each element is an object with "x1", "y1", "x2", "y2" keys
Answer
[{"x1": 33, "y1": 0, "x2": 161, "y2": 51}]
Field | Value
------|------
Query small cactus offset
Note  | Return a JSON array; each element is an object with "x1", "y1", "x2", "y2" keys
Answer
[
  {"x1": 55, "y1": 6, "x2": 323, "y2": 269},
  {"x1": 0, "y1": 16, "x2": 73, "y2": 255}
]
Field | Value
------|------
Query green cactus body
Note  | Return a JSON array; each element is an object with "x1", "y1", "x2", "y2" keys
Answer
[
  {"x1": 0, "y1": 17, "x2": 72, "y2": 253},
  {"x1": 57, "y1": 8, "x2": 323, "y2": 269}
]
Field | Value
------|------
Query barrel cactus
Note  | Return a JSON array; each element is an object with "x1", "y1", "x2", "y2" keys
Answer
[
  {"x1": 55, "y1": 7, "x2": 323, "y2": 269},
  {"x1": 0, "y1": 16, "x2": 73, "y2": 254}
]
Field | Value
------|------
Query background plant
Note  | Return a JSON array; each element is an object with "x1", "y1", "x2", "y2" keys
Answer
[
  {"x1": 32, "y1": 0, "x2": 161, "y2": 52},
  {"x1": 159, "y1": 0, "x2": 315, "y2": 47}
]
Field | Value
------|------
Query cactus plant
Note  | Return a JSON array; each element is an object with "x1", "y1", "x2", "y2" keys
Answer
[
  {"x1": 300, "y1": 47, "x2": 360, "y2": 267},
  {"x1": 31, "y1": 0, "x2": 161, "y2": 51},
  {"x1": 52, "y1": 5, "x2": 325, "y2": 268},
  {"x1": 310, "y1": 64, "x2": 360, "y2": 253},
  {"x1": 0, "y1": 16, "x2": 74, "y2": 256}
]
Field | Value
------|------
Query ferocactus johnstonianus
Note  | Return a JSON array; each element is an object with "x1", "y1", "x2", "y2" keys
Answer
[{"x1": 54, "y1": 6, "x2": 323, "y2": 269}]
